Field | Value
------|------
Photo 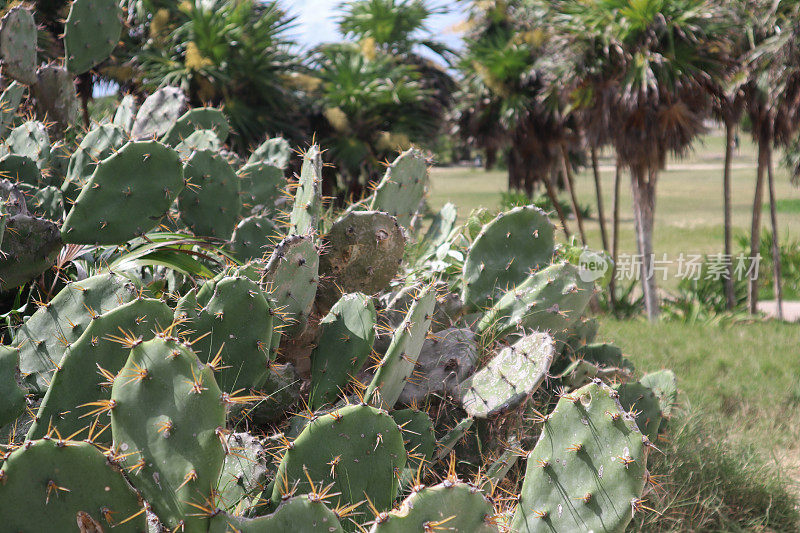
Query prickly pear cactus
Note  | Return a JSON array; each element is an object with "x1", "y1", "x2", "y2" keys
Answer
[
  {"x1": 27, "y1": 298, "x2": 173, "y2": 441},
  {"x1": 132, "y1": 86, "x2": 188, "y2": 139},
  {"x1": 175, "y1": 128, "x2": 222, "y2": 158},
  {"x1": 62, "y1": 140, "x2": 184, "y2": 244},
  {"x1": 0, "y1": 346, "x2": 25, "y2": 427},
  {"x1": 20, "y1": 184, "x2": 63, "y2": 221},
  {"x1": 0, "y1": 81, "x2": 24, "y2": 137},
  {"x1": 248, "y1": 136, "x2": 291, "y2": 168},
  {"x1": 462, "y1": 205, "x2": 555, "y2": 310},
  {"x1": 369, "y1": 148, "x2": 428, "y2": 228},
  {"x1": 64, "y1": 0, "x2": 122, "y2": 74},
  {"x1": 459, "y1": 331, "x2": 555, "y2": 418},
  {"x1": 210, "y1": 495, "x2": 344, "y2": 532},
  {"x1": 271, "y1": 404, "x2": 406, "y2": 520},
  {"x1": 5, "y1": 121, "x2": 50, "y2": 169},
  {"x1": 318, "y1": 211, "x2": 406, "y2": 309},
  {"x1": 435, "y1": 416, "x2": 473, "y2": 460},
  {"x1": 238, "y1": 161, "x2": 285, "y2": 215},
  {"x1": 615, "y1": 380, "x2": 663, "y2": 442},
  {"x1": 288, "y1": 145, "x2": 322, "y2": 236},
  {"x1": 230, "y1": 214, "x2": 280, "y2": 262},
  {"x1": 113, "y1": 93, "x2": 137, "y2": 132},
  {"x1": 309, "y1": 292, "x2": 376, "y2": 409},
  {"x1": 63, "y1": 123, "x2": 128, "y2": 201},
  {"x1": 262, "y1": 234, "x2": 320, "y2": 341},
  {"x1": 511, "y1": 381, "x2": 649, "y2": 532},
  {"x1": 216, "y1": 432, "x2": 270, "y2": 514},
  {"x1": 188, "y1": 276, "x2": 274, "y2": 392},
  {"x1": 110, "y1": 336, "x2": 226, "y2": 532},
  {"x1": 370, "y1": 481, "x2": 497, "y2": 533},
  {"x1": 33, "y1": 64, "x2": 79, "y2": 128},
  {"x1": 0, "y1": 207, "x2": 61, "y2": 291},
  {"x1": 0, "y1": 6, "x2": 37, "y2": 85},
  {"x1": 390, "y1": 408, "x2": 436, "y2": 487},
  {"x1": 0, "y1": 439, "x2": 147, "y2": 531},
  {"x1": 477, "y1": 262, "x2": 593, "y2": 340},
  {"x1": 365, "y1": 286, "x2": 435, "y2": 409},
  {"x1": 640, "y1": 369, "x2": 678, "y2": 418},
  {"x1": 163, "y1": 107, "x2": 231, "y2": 146},
  {"x1": 178, "y1": 149, "x2": 241, "y2": 239},
  {"x1": 14, "y1": 272, "x2": 139, "y2": 396}
]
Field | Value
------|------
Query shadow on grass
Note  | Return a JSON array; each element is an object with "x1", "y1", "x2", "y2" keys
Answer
[{"x1": 630, "y1": 410, "x2": 799, "y2": 532}]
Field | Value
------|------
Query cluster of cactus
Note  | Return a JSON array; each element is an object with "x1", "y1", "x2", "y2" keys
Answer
[{"x1": 0, "y1": 4, "x2": 679, "y2": 531}]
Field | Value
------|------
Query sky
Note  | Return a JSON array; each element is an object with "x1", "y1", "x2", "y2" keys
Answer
[{"x1": 287, "y1": 0, "x2": 466, "y2": 58}]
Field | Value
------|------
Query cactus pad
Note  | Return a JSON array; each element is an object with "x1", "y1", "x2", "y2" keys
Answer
[
  {"x1": 369, "y1": 149, "x2": 428, "y2": 228},
  {"x1": 33, "y1": 64, "x2": 79, "y2": 128},
  {"x1": 5, "y1": 121, "x2": 50, "y2": 169},
  {"x1": 210, "y1": 495, "x2": 343, "y2": 532},
  {"x1": 309, "y1": 292, "x2": 376, "y2": 409},
  {"x1": 0, "y1": 345, "x2": 25, "y2": 427},
  {"x1": 318, "y1": 211, "x2": 406, "y2": 309},
  {"x1": 63, "y1": 123, "x2": 128, "y2": 202},
  {"x1": 271, "y1": 403, "x2": 406, "y2": 517},
  {"x1": 511, "y1": 381, "x2": 648, "y2": 532},
  {"x1": 64, "y1": 0, "x2": 123, "y2": 74},
  {"x1": 0, "y1": 81, "x2": 24, "y2": 137},
  {"x1": 462, "y1": 206, "x2": 555, "y2": 310},
  {"x1": 110, "y1": 337, "x2": 226, "y2": 532},
  {"x1": 163, "y1": 107, "x2": 230, "y2": 146},
  {"x1": 288, "y1": 145, "x2": 322, "y2": 236},
  {"x1": 178, "y1": 149, "x2": 241, "y2": 239},
  {"x1": 248, "y1": 136, "x2": 291, "y2": 168},
  {"x1": 238, "y1": 161, "x2": 285, "y2": 215},
  {"x1": 230, "y1": 215, "x2": 280, "y2": 262},
  {"x1": 132, "y1": 86, "x2": 188, "y2": 139},
  {"x1": 62, "y1": 140, "x2": 184, "y2": 244},
  {"x1": 0, "y1": 6, "x2": 36, "y2": 85},
  {"x1": 459, "y1": 331, "x2": 555, "y2": 418},
  {"x1": 0, "y1": 439, "x2": 146, "y2": 531}
]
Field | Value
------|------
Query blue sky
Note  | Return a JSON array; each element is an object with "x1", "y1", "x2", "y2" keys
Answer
[{"x1": 287, "y1": 0, "x2": 466, "y2": 56}]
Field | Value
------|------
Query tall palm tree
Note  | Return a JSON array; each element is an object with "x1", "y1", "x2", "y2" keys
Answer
[{"x1": 554, "y1": 0, "x2": 731, "y2": 320}]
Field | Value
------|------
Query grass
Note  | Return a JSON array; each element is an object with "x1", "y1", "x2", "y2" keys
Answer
[{"x1": 428, "y1": 132, "x2": 800, "y2": 529}]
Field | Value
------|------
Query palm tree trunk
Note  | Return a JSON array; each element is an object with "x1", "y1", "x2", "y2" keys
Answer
[
  {"x1": 722, "y1": 121, "x2": 735, "y2": 309},
  {"x1": 560, "y1": 143, "x2": 587, "y2": 244},
  {"x1": 608, "y1": 161, "x2": 622, "y2": 311},
  {"x1": 631, "y1": 167, "x2": 659, "y2": 320},
  {"x1": 748, "y1": 140, "x2": 768, "y2": 314},
  {"x1": 766, "y1": 144, "x2": 784, "y2": 320},
  {"x1": 543, "y1": 170, "x2": 570, "y2": 240},
  {"x1": 591, "y1": 146, "x2": 609, "y2": 251}
]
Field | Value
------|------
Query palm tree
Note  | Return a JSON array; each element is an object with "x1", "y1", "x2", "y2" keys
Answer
[
  {"x1": 554, "y1": 0, "x2": 731, "y2": 320},
  {"x1": 120, "y1": 0, "x2": 302, "y2": 152},
  {"x1": 742, "y1": 0, "x2": 800, "y2": 317}
]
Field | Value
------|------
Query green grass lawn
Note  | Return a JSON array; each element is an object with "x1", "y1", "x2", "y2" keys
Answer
[{"x1": 429, "y1": 133, "x2": 800, "y2": 529}]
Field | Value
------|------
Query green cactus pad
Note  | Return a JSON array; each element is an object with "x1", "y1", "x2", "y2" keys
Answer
[
  {"x1": 178, "y1": 149, "x2": 241, "y2": 239},
  {"x1": 210, "y1": 495, "x2": 343, "y2": 533},
  {"x1": 131, "y1": 86, "x2": 188, "y2": 139},
  {"x1": 14, "y1": 272, "x2": 139, "y2": 396},
  {"x1": 0, "y1": 81, "x2": 24, "y2": 137},
  {"x1": 175, "y1": 128, "x2": 222, "y2": 158},
  {"x1": 27, "y1": 298, "x2": 172, "y2": 442},
  {"x1": 462, "y1": 205, "x2": 555, "y2": 311},
  {"x1": 248, "y1": 136, "x2": 291, "y2": 168},
  {"x1": 271, "y1": 404, "x2": 406, "y2": 518},
  {"x1": 511, "y1": 381, "x2": 648, "y2": 533},
  {"x1": 615, "y1": 380, "x2": 663, "y2": 442},
  {"x1": 6, "y1": 153, "x2": 42, "y2": 186},
  {"x1": 0, "y1": 439, "x2": 146, "y2": 531},
  {"x1": 435, "y1": 417, "x2": 473, "y2": 460},
  {"x1": 238, "y1": 161, "x2": 285, "y2": 215},
  {"x1": 476, "y1": 262, "x2": 593, "y2": 340},
  {"x1": 217, "y1": 432, "x2": 270, "y2": 514},
  {"x1": 0, "y1": 345, "x2": 25, "y2": 427},
  {"x1": 110, "y1": 337, "x2": 226, "y2": 532},
  {"x1": 0, "y1": 211, "x2": 61, "y2": 291},
  {"x1": 310, "y1": 292, "x2": 376, "y2": 409},
  {"x1": 5, "y1": 121, "x2": 50, "y2": 169},
  {"x1": 369, "y1": 149, "x2": 428, "y2": 228},
  {"x1": 63, "y1": 124, "x2": 128, "y2": 202},
  {"x1": 230, "y1": 215, "x2": 280, "y2": 262},
  {"x1": 113, "y1": 94, "x2": 137, "y2": 132},
  {"x1": 0, "y1": 6, "x2": 36, "y2": 85},
  {"x1": 370, "y1": 482, "x2": 497, "y2": 533},
  {"x1": 459, "y1": 331, "x2": 555, "y2": 418},
  {"x1": 163, "y1": 107, "x2": 230, "y2": 146},
  {"x1": 288, "y1": 145, "x2": 322, "y2": 236},
  {"x1": 263, "y1": 234, "x2": 320, "y2": 341},
  {"x1": 640, "y1": 369, "x2": 678, "y2": 418},
  {"x1": 62, "y1": 140, "x2": 184, "y2": 244},
  {"x1": 366, "y1": 286, "x2": 435, "y2": 409},
  {"x1": 318, "y1": 211, "x2": 406, "y2": 309},
  {"x1": 188, "y1": 276, "x2": 274, "y2": 392},
  {"x1": 33, "y1": 65, "x2": 79, "y2": 128},
  {"x1": 64, "y1": 0, "x2": 122, "y2": 74},
  {"x1": 391, "y1": 408, "x2": 435, "y2": 489},
  {"x1": 419, "y1": 201, "x2": 458, "y2": 256}
]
